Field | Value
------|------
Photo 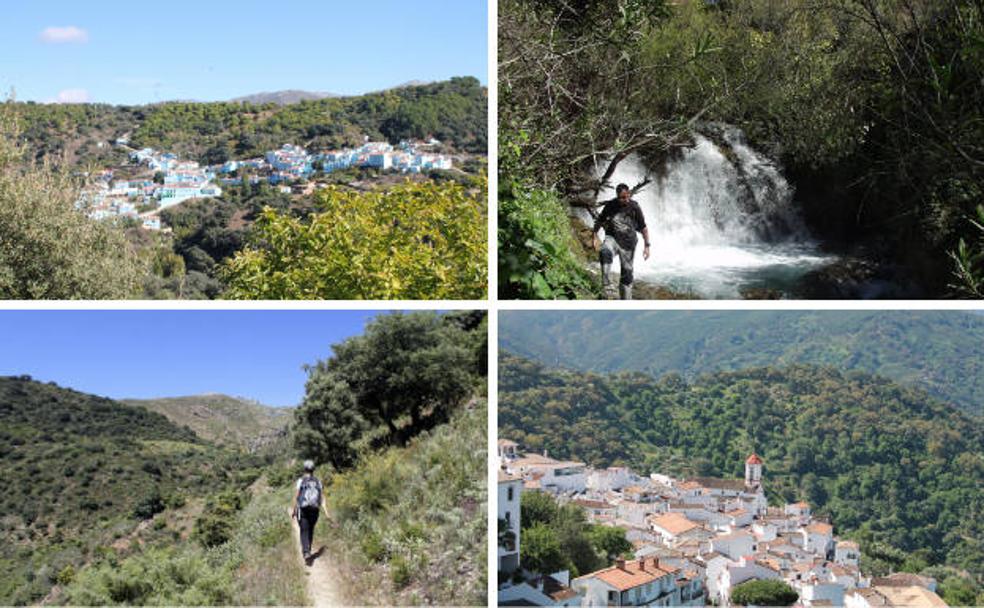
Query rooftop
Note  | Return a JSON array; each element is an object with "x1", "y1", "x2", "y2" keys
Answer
[{"x1": 577, "y1": 557, "x2": 678, "y2": 592}]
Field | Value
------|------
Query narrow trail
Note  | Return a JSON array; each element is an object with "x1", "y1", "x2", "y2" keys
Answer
[{"x1": 289, "y1": 508, "x2": 345, "y2": 607}]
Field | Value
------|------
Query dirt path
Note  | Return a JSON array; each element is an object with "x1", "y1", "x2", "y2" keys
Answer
[{"x1": 289, "y1": 509, "x2": 345, "y2": 607}]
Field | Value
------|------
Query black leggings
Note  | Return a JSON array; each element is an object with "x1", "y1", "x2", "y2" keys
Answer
[{"x1": 298, "y1": 507, "x2": 319, "y2": 556}]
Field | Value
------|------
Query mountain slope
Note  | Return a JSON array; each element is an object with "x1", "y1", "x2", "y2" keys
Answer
[
  {"x1": 500, "y1": 310, "x2": 984, "y2": 417},
  {"x1": 499, "y1": 354, "x2": 984, "y2": 587},
  {"x1": 13, "y1": 77, "x2": 487, "y2": 168},
  {"x1": 123, "y1": 394, "x2": 289, "y2": 452},
  {"x1": 229, "y1": 90, "x2": 338, "y2": 105},
  {"x1": 319, "y1": 398, "x2": 487, "y2": 605},
  {"x1": 0, "y1": 376, "x2": 264, "y2": 605}
]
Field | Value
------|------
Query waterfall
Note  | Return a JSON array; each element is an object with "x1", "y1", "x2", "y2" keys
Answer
[{"x1": 592, "y1": 125, "x2": 833, "y2": 297}]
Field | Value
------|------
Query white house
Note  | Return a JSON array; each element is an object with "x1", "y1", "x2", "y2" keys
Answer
[
  {"x1": 587, "y1": 467, "x2": 632, "y2": 492},
  {"x1": 720, "y1": 557, "x2": 781, "y2": 606},
  {"x1": 799, "y1": 580, "x2": 846, "y2": 607},
  {"x1": 649, "y1": 512, "x2": 702, "y2": 544},
  {"x1": 498, "y1": 471, "x2": 522, "y2": 573},
  {"x1": 835, "y1": 539, "x2": 861, "y2": 567},
  {"x1": 574, "y1": 557, "x2": 690, "y2": 607},
  {"x1": 709, "y1": 531, "x2": 756, "y2": 560},
  {"x1": 508, "y1": 453, "x2": 588, "y2": 494},
  {"x1": 802, "y1": 522, "x2": 834, "y2": 557}
]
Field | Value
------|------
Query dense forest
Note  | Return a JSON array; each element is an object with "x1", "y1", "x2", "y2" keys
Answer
[
  {"x1": 499, "y1": 310, "x2": 984, "y2": 417},
  {"x1": 12, "y1": 77, "x2": 487, "y2": 166},
  {"x1": 499, "y1": 0, "x2": 984, "y2": 298},
  {"x1": 499, "y1": 354, "x2": 984, "y2": 601}
]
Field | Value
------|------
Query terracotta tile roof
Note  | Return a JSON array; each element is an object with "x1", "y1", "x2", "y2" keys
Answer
[
  {"x1": 875, "y1": 585, "x2": 947, "y2": 608},
  {"x1": 872, "y1": 573, "x2": 936, "y2": 589},
  {"x1": 806, "y1": 522, "x2": 833, "y2": 535},
  {"x1": 497, "y1": 439, "x2": 518, "y2": 447},
  {"x1": 541, "y1": 575, "x2": 579, "y2": 601},
  {"x1": 498, "y1": 470, "x2": 521, "y2": 483},
  {"x1": 582, "y1": 557, "x2": 678, "y2": 592},
  {"x1": 691, "y1": 477, "x2": 747, "y2": 492},
  {"x1": 649, "y1": 512, "x2": 700, "y2": 536},
  {"x1": 746, "y1": 453, "x2": 763, "y2": 465},
  {"x1": 837, "y1": 540, "x2": 860, "y2": 549},
  {"x1": 573, "y1": 498, "x2": 614, "y2": 510}
]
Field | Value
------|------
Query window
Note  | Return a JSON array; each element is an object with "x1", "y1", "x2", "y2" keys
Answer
[
  {"x1": 505, "y1": 512, "x2": 511, "y2": 526},
  {"x1": 508, "y1": 486, "x2": 514, "y2": 501}
]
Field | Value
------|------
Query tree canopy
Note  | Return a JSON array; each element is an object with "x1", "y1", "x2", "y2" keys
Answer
[
  {"x1": 222, "y1": 177, "x2": 488, "y2": 300},
  {"x1": 293, "y1": 312, "x2": 486, "y2": 470}
]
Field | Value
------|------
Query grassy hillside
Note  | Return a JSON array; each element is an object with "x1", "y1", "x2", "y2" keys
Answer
[
  {"x1": 500, "y1": 355, "x2": 984, "y2": 596},
  {"x1": 316, "y1": 399, "x2": 488, "y2": 605},
  {"x1": 58, "y1": 479, "x2": 308, "y2": 606},
  {"x1": 500, "y1": 310, "x2": 984, "y2": 417},
  {"x1": 11, "y1": 77, "x2": 487, "y2": 167},
  {"x1": 0, "y1": 376, "x2": 268, "y2": 605},
  {"x1": 123, "y1": 395, "x2": 289, "y2": 452}
]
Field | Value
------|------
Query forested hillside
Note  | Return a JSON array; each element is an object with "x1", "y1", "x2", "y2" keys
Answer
[
  {"x1": 499, "y1": 354, "x2": 984, "y2": 597},
  {"x1": 500, "y1": 310, "x2": 984, "y2": 418},
  {"x1": 11, "y1": 77, "x2": 486, "y2": 166},
  {"x1": 0, "y1": 376, "x2": 269, "y2": 604}
]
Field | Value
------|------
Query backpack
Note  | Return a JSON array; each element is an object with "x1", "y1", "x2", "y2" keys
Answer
[{"x1": 298, "y1": 476, "x2": 322, "y2": 509}]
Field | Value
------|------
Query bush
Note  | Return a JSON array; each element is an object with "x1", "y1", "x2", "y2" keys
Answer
[
  {"x1": 390, "y1": 554, "x2": 413, "y2": 589},
  {"x1": 729, "y1": 578, "x2": 799, "y2": 606},
  {"x1": 498, "y1": 184, "x2": 596, "y2": 299},
  {"x1": 222, "y1": 177, "x2": 488, "y2": 299},
  {"x1": 0, "y1": 104, "x2": 144, "y2": 299},
  {"x1": 132, "y1": 490, "x2": 164, "y2": 520}
]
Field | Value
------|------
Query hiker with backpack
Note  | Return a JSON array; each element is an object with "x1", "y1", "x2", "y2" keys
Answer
[{"x1": 291, "y1": 459, "x2": 329, "y2": 564}]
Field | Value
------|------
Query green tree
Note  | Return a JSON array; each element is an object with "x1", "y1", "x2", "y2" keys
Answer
[
  {"x1": 0, "y1": 103, "x2": 144, "y2": 298},
  {"x1": 730, "y1": 579, "x2": 799, "y2": 607},
  {"x1": 588, "y1": 525, "x2": 632, "y2": 562},
  {"x1": 521, "y1": 523, "x2": 572, "y2": 576},
  {"x1": 293, "y1": 312, "x2": 484, "y2": 469},
  {"x1": 222, "y1": 177, "x2": 487, "y2": 299}
]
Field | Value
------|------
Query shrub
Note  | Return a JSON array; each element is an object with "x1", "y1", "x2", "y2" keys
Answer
[
  {"x1": 132, "y1": 490, "x2": 165, "y2": 520},
  {"x1": 222, "y1": 177, "x2": 488, "y2": 299},
  {"x1": 730, "y1": 579, "x2": 799, "y2": 607},
  {"x1": 498, "y1": 184, "x2": 596, "y2": 299},
  {"x1": 390, "y1": 554, "x2": 413, "y2": 589}
]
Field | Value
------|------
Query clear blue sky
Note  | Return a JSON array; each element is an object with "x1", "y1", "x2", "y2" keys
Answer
[
  {"x1": 0, "y1": 310, "x2": 398, "y2": 407},
  {"x1": 0, "y1": 0, "x2": 487, "y2": 105}
]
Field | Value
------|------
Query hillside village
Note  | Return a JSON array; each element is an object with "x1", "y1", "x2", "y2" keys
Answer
[
  {"x1": 77, "y1": 137, "x2": 455, "y2": 230},
  {"x1": 497, "y1": 440, "x2": 948, "y2": 608}
]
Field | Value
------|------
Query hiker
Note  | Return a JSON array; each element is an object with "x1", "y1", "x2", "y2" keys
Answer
[
  {"x1": 592, "y1": 183, "x2": 650, "y2": 300},
  {"x1": 291, "y1": 459, "x2": 329, "y2": 564}
]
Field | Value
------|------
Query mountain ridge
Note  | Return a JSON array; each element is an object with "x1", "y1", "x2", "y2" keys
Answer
[
  {"x1": 123, "y1": 393, "x2": 290, "y2": 452},
  {"x1": 499, "y1": 310, "x2": 984, "y2": 417}
]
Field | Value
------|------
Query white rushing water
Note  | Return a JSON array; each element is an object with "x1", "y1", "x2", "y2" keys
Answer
[{"x1": 592, "y1": 126, "x2": 834, "y2": 298}]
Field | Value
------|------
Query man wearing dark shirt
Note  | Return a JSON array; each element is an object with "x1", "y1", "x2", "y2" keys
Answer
[{"x1": 592, "y1": 183, "x2": 650, "y2": 299}]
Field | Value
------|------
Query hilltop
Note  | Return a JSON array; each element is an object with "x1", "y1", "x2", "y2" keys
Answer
[
  {"x1": 11, "y1": 76, "x2": 487, "y2": 167},
  {"x1": 229, "y1": 90, "x2": 338, "y2": 105},
  {"x1": 500, "y1": 310, "x2": 984, "y2": 418},
  {"x1": 500, "y1": 354, "x2": 984, "y2": 591},
  {"x1": 123, "y1": 394, "x2": 289, "y2": 452}
]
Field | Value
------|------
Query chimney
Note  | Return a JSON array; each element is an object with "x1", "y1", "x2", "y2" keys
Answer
[
  {"x1": 653, "y1": 557, "x2": 660, "y2": 570},
  {"x1": 615, "y1": 558, "x2": 626, "y2": 571},
  {"x1": 638, "y1": 558, "x2": 646, "y2": 571}
]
